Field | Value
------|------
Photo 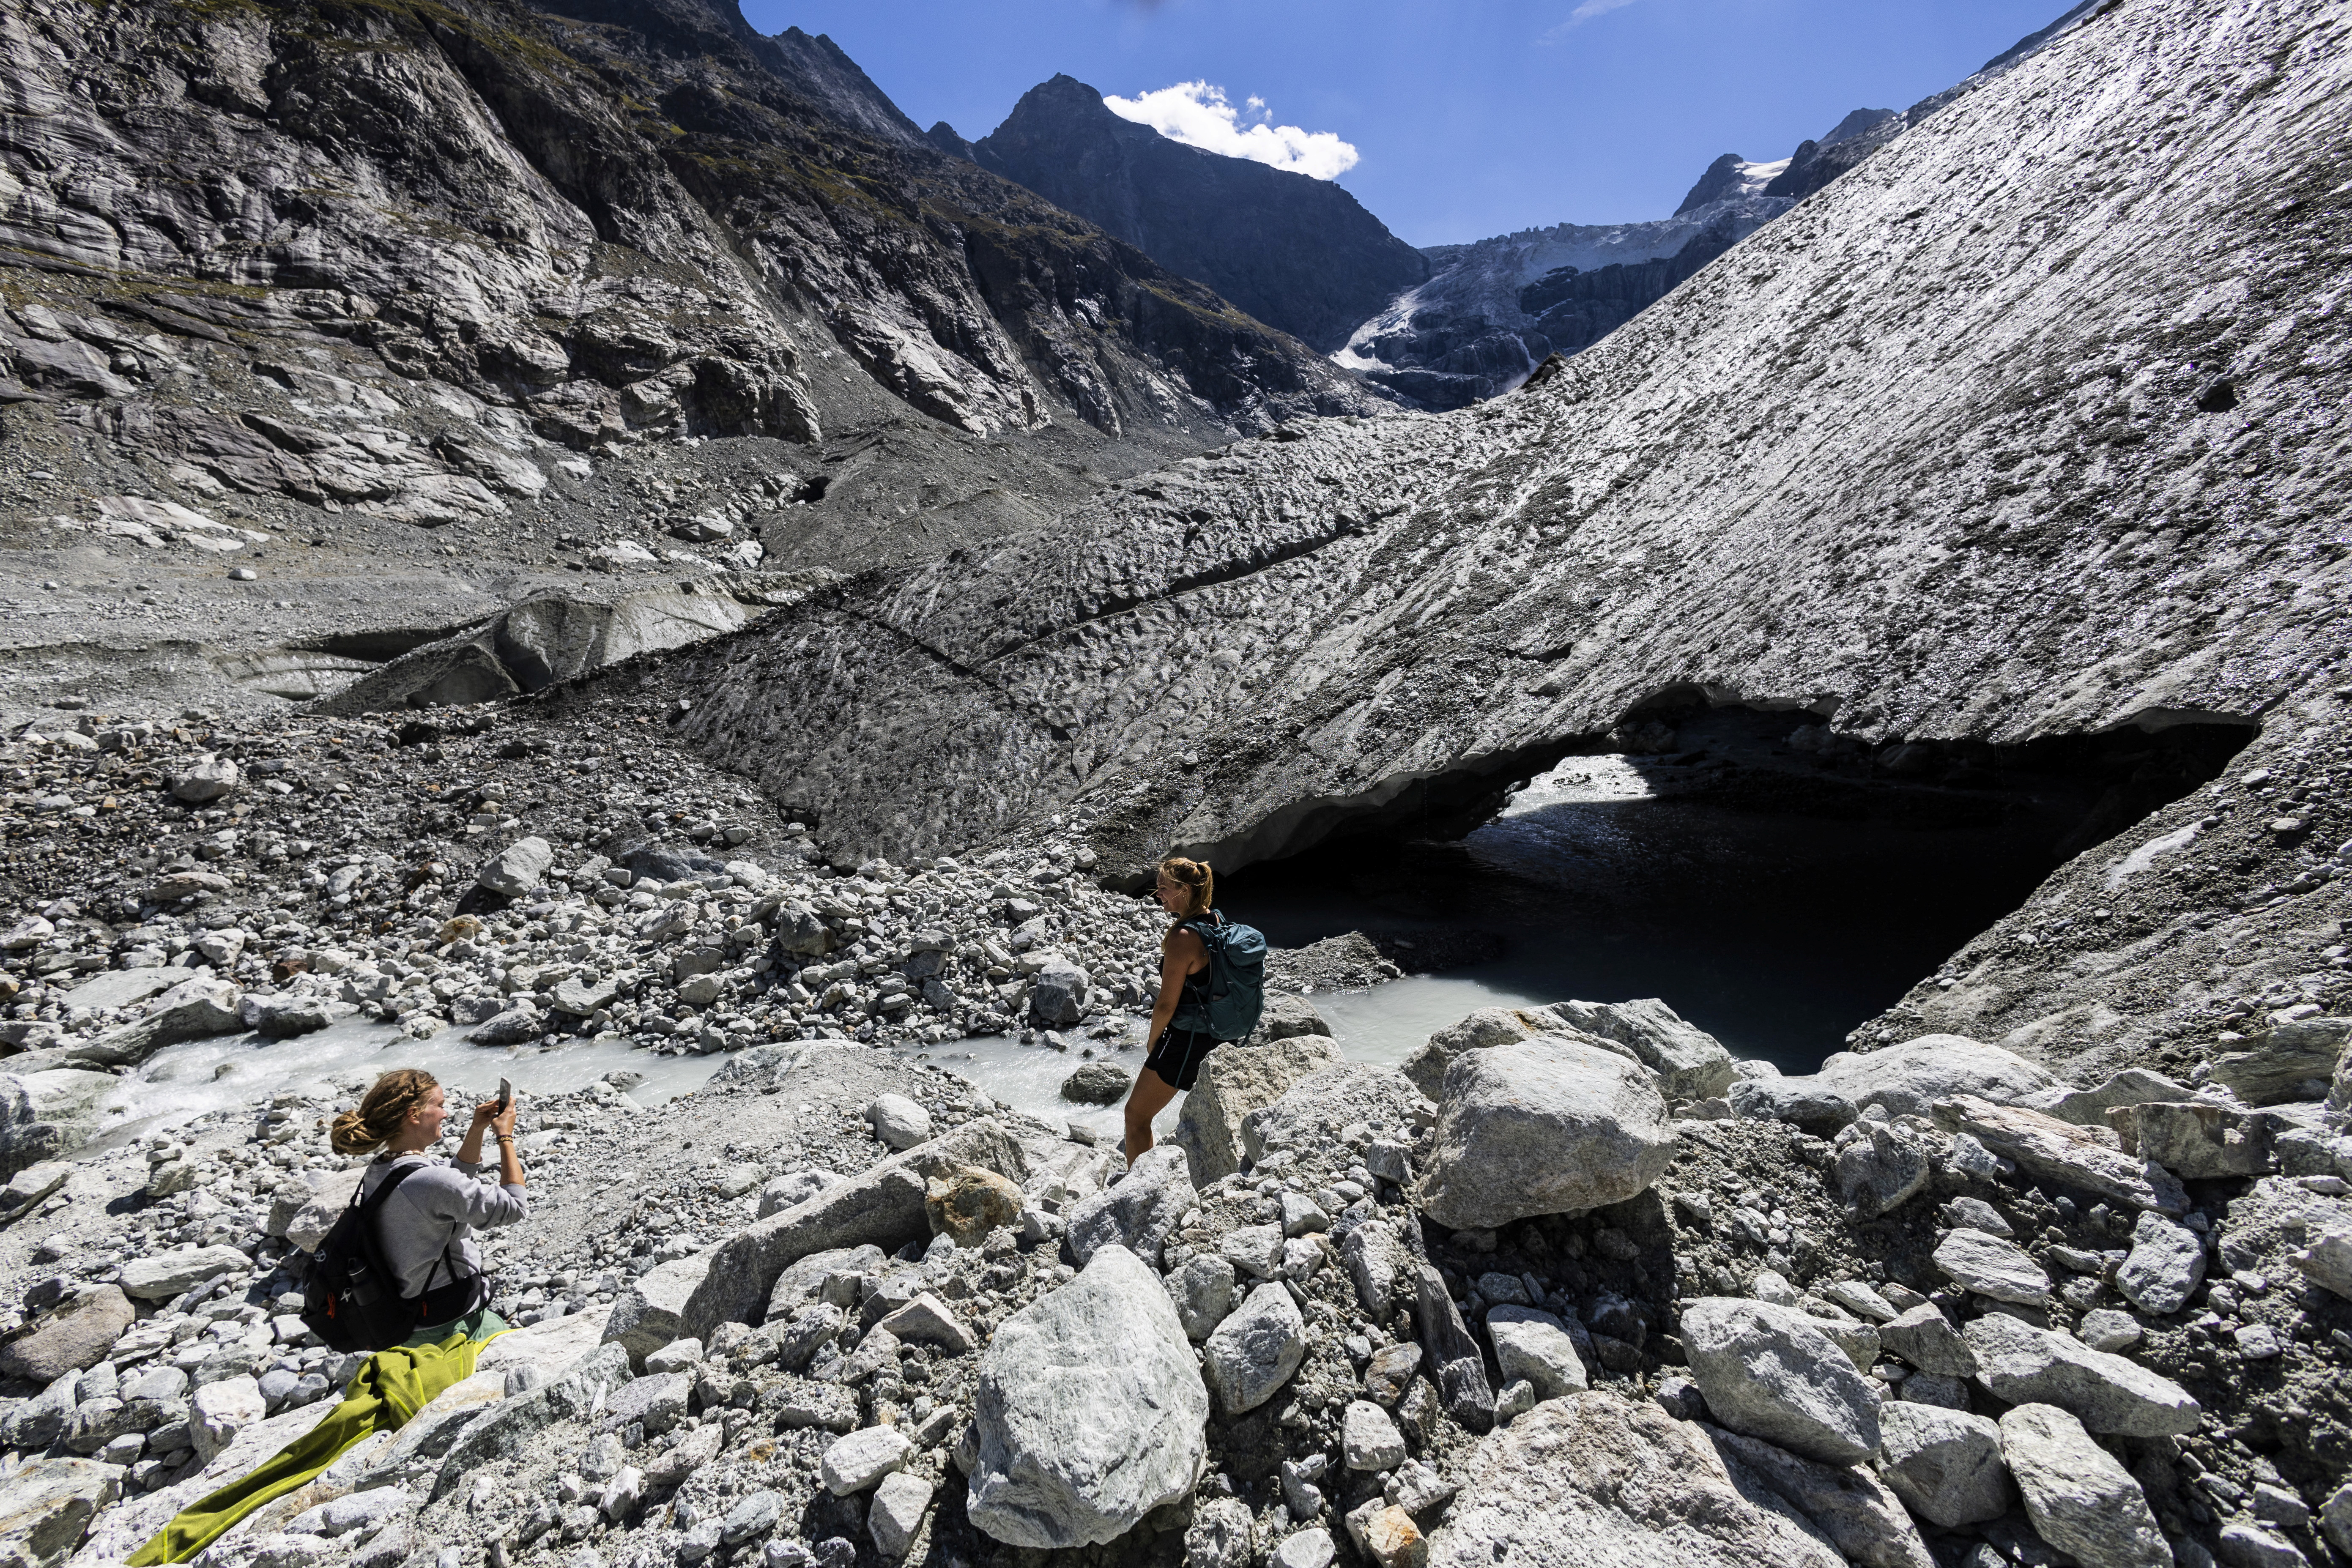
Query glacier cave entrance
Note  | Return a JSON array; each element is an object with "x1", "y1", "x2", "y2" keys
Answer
[{"x1": 1216, "y1": 706, "x2": 2253, "y2": 1073}]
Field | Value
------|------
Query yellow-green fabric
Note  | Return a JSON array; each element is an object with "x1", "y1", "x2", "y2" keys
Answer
[{"x1": 127, "y1": 1318, "x2": 507, "y2": 1565}]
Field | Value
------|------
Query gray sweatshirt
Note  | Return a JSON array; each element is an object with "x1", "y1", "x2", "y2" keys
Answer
[{"x1": 357, "y1": 1152, "x2": 527, "y2": 1299}]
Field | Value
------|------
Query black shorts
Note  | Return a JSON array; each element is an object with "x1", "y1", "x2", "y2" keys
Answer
[{"x1": 1143, "y1": 1026, "x2": 1218, "y2": 1092}]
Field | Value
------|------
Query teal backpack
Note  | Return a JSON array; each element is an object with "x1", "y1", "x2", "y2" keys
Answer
[{"x1": 1174, "y1": 912, "x2": 1268, "y2": 1042}]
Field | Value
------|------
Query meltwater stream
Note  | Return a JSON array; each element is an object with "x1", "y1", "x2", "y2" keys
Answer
[{"x1": 91, "y1": 745, "x2": 2092, "y2": 1151}]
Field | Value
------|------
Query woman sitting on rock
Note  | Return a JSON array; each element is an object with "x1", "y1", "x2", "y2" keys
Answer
[
  {"x1": 1124, "y1": 856, "x2": 1221, "y2": 1164},
  {"x1": 329, "y1": 1067, "x2": 526, "y2": 1344}
]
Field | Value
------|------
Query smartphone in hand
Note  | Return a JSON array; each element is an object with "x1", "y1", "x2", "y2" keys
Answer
[{"x1": 497, "y1": 1077, "x2": 514, "y2": 1113}]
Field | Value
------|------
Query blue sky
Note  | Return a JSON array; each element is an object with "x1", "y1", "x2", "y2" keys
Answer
[{"x1": 736, "y1": 0, "x2": 2072, "y2": 247}]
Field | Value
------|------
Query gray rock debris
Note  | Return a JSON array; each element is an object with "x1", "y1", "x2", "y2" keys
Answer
[
  {"x1": 1932, "y1": 1097, "x2": 2188, "y2": 1215},
  {"x1": 1428, "y1": 1393, "x2": 1845, "y2": 1568},
  {"x1": 1485, "y1": 1305, "x2": 1589, "y2": 1398},
  {"x1": 1961, "y1": 1314, "x2": 2200, "y2": 1436},
  {"x1": 863, "y1": 1094, "x2": 932, "y2": 1150},
  {"x1": 1419, "y1": 1035, "x2": 1676, "y2": 1228},
  {"x1": 1812, "y1": 1034, "x2": 2056, "y2": 1119},
  {"x1": 1704, "y1": 1424, "x2": 1935, "y2": 1568},
  {"x1": 1679, "y1": 1297, "x2": 1881, "y2": 1465},
  {"x1": 1932, "y1": 1227, "x2": 2051, "y2": 1304},
  {"x1": 1876, "y1": 1305, "x2": 1977, "y2": 1379},
  {"x1": 1544, "y1": 997, "x2": 1738, "y2": 1101},
  {"x1": 2114, "y1": 1210, "x2": 2207, "y2": 1315},
  {"x1": 1874, "y1": 1403, "x2": 2010, "y2": 1527},
  {"x1": 967, "y1": 1245, "x2": 1207, "y2": 1549},
  {"x1": 1203, "y1": 1281, "x2": 1308, "y2": 1416},
  {"x1": 1062, "y1": 1144, "x2": 1193, "y2": 1269},
  {"x1": 1173, "y1": 1034, "x2": 1342, "y2": 1184},
  {"x1": 1999, "y1": 1403, "x2": 2174, "y2": 1568},
  {"x1": 475, "y1": 836, "x2": 553, "y2": 898}
]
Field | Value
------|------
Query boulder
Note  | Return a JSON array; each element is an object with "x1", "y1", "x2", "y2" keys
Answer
[
  {"x1": 191, "y1": 1376, "x2": 267, "y2": 1464},
  {"x1": 2211, "y1": 1017, "x2": 2350, "y2": 1106},
  {"x1": 0, "y1": 1457, "x2": 124, "y2": 1568},
  {"x1": 1427, "y1": 1393, "x2": 1845, "y2": 1568},
  {"x1": 869, "y1": 1470, "x2": 934, "y2": 1560},
  {"x1": 1412, "y1": 1262, "x2": 1496, "y2": 1434},
  {"x1": 759, "y1": 1169, "x2": 842, "y2": 1218},
  {"x1": 247, "y1": 994, "x2": 336, "y2": 1038},
  {"x1": 2020, "y1": 1069, "x2": 2194, "y2": 1125},
  {"x1": 1173, "y1": 1034, "x2": 1342, "y2": 1183},
  {"x1": 171, "y1": 755, "x2": 241, "y2": 802},
  {"x1": 2108, "y1": 1101, "x2": 2276, "y2": 1179},
  {"x1": 86, "y1": 977, "x2": 244, "y2": 1064},
  {"x1": 683, "y1": 1119, "x2": 1027, "y2": 1339},
  {"x1": 925, "y1": 1168, "x2": 1023, "y2": 1248},
  {"x1": 1243, "y1": 1062, "x2": 1429, "y2": 1172},
  {"x1": 1814, "y1": 1035, "x2": 2056, "y2": 1119},
  {"x1": 1485, "y1": 1305, "x2": 1588, "y2": 1398},
  {"x1": 604, "y1": 1251, "x2": 712, "y2": 1371},
  {"x1": 1932, "y1": 1096, "x2": 2187, "y2": 1213},
  {"x1": 1679, "y1": 1298, "x2": 1881, "y2": 1465},
  {"x1": 1999, "y1": 1403, "x2": 2174, "y2": 1568},
  {"x1": 1932, "y1": 1228, "x2": 2051, "y2": 1304},
  {"x1": 871, "y1": 1294, "x2": 976, "y2": 1355},
  {"x1": 1203, "y1": 1281, "x2": 1307, "y2": 1415},
  {"x1": 1419, "y1": 1036, "x2": 1676, "y2": 1228},
  {"x1": 1730, "y1": 1077, "x2": 1859, "y2": 1136},
  {"x1": 865, "y1": 1095, "x2": 932, "y2": 1151},
  {"x1": 0, "y1": 1285, "x2": 134, "y2": 1384},
  {"x1": 475, "y1": 837, "x2": 554, "y2": 898},
  {"x1": 1876, "y1": 1305, "x2": 1976, "y2": 1378},
  {"x1": 1875, "y1": 1403, "x2": 2009, "y2": 1527},
  {"x1": 1343, "y1": 1401, "x2": 1407, "y2": 1471},
  {"x1": 1028, "y1": 956, "x2": 1090, "y2": 1029},
  {"x1": 602, "y1": 1371, "x2": 689, "y2": 1438},
  {"x1": 1342, "y1": 1220, "x2": 1413, "y2": 1321},
  {"x1": 1402, "y1": 1007, "x2": 1582, "y2": 1100},
  {"x1": 285, "y1": 1168, "x2": 366, "y2": 1253},
  {"x1": 58, "y1": 969, "x2": 179, "y2": 1013},
  {"x1": 1703, "y1": 1426, "x2": 1935, "y2": 1568},
  {"x1": 1962, "y1": 1314, "x2": 2199, "y2": 1436},
  {"x1": 1833, "y1": 1123, "x2": 1933, "y2": 1218},
  {"x1": 0, "y1": 1161, "x2": 71, "y2": 1225},
  {"x1": 1166, "y1": 1253, "x2": 1237, "y2": 1341},
  {"x1": 1251, "y1": 995, "x2": 1332, "y2": 1044},
  {"x1": 1545, "y1": 998, "x2": 1738, "y2": 1100},
  {"x1": 2290, "y1": 1224, "x2": 2352, "y2": 1302},
  {"x1": 1063, "y1": 1144, "x2": 1193, "y2": 1270},
  {"x1": 822, "y1": 1426, "x2": 914, "y2": 1496},
  {"x1": 2114, "y1": 1211, "x2": 2207, "y2": 1315},
  {"x1": 967, "y1": 1245, "x2": 1207, "y2": 1549},
  {"x1": 120, "y1": 1245, "x2": 251, "y2": 1301},
  {"x1": 1059, "y1": 1062, "x2": 1129, "y2": 1105}
]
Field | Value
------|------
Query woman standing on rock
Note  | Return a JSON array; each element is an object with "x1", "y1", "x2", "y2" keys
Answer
[
  {"x1": 328, "y1": 1067, "x2": 527, "y2": 1344},
  {"x1": 1123, "y1": 857, "x2": 1223, "y2": 1165}
]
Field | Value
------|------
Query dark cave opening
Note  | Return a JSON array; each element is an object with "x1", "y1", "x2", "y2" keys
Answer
[{"x1": 1216, "y1": 704, "x2": 2255, "y2": 1073}]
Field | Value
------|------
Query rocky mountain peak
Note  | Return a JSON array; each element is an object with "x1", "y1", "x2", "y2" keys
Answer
[{"x1": 968, "y1": 74, "x2": 1429, "y2": 353}]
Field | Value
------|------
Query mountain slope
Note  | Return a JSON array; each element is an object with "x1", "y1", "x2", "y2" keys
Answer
[
  {"x1": 671, "y1": 0, "x2": 2352, "y2": 1082},
  {"x1": 1345, "y1": 1, "x2": 2121, "y2": 406},
  {"x1": 962, "y1": 75, "x2": 1430, "y2": 353}
]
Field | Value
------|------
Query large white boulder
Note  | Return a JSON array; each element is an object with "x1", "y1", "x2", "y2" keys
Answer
[
  {"x1": 966, "y1": 1245, "x2": 1206, "y2": 1549},
  {"x1": 1813, "y1": 1034, "x2": 2057, "y2": 1119},
  {"x1": 1418, "y1": 1037, "x2": 1676, "y2": 1228}
]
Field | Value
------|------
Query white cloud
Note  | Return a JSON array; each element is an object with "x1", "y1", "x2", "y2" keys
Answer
[
  {"x1": 1103, "y1": 82, "x2": 1360, "y2": 180},
  {"x1": 1542, "y1": 0, "x2": 1641, "y2": 40}
]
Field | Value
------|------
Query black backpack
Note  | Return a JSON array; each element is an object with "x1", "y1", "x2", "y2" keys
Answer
[{"x1": 301, "y1": 1164, "x2": 479, "y2": 1353}]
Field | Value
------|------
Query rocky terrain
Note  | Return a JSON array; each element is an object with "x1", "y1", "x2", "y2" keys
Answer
[
  {"x1": 0, "y1": 0, "x2": 1383, "y2": 723},
  {"x1": 5, "y1": 885, "x2": 2351, "y2": 1568},
  {"x1": 655, "y1": 0, "x2": 2352, "y2": 1082},
  {"x1": 942, "y1": 77, "x2": 1429, "y2": 356}
]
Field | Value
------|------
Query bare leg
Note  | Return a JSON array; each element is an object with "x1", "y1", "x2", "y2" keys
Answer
[{"x1": 1123, "y1": 1067, "x2": 1178, "y2": 1166}]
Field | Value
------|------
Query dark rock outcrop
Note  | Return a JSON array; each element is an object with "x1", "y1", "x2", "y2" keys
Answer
[{"x1": 967, "y1": 75, "x2": 1429, "y2": 353}]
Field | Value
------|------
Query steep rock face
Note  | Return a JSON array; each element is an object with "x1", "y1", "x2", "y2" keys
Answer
[
  {"x1": 966, "y1": 75, "x2": 1430, "y2": 354},
  {"x1": 671, "y1": 0, "x2": 2352, "y2": 1080},
  {"x1": 0, "y1": 0, "x2": 1371, "y2": 493}
]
